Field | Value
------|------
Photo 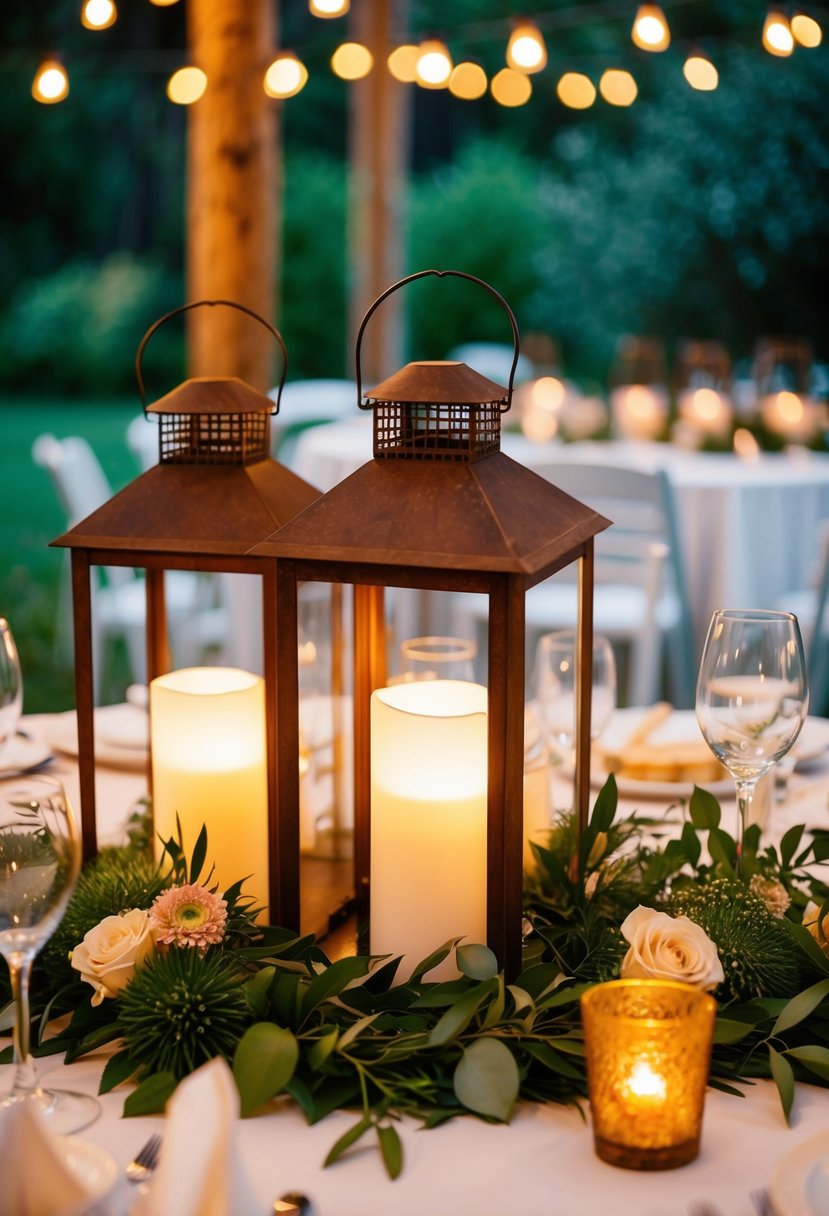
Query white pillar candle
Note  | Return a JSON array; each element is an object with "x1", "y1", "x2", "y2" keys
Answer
[
  {"x1": 610, "y1": 384, "x2": 668, "y2": 440},
  {"x1": 761, "y1": 391, "x2": 825, "y2": 442},
  {"x1": 677, "y1": 387, "x2": 732, "y2": 439},
  {"x1": 370, "y1": 679, "x2": 487, "y2": 981},
  {"x1": 150, "y1": 667, "x2": 269, "y2": 912}
]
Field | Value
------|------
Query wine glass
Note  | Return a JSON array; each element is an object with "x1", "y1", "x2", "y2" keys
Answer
[
  {"x1": 0, "y1": 619, "x2": 23, "y2": 759},
  {"x1": 696, "y1": 609, "x2": 808, "y2": 868},
  {"x1": 394, "y1": 636, "x2": 477, "y2": 684},
  {"x1": 0, "y1": 774, "x2": 100, "y2": 1132},
  {"x1": 533, "y1": 630, "x2": 617, "y2": 764}
]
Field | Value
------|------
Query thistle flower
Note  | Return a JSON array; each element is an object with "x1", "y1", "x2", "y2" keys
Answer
[
  {"x1": 150, "y1": 883, "x2": 228, "y2": 951},
  {"x1": 749, "y1": 874, "x2": 791, "y2": 919}
]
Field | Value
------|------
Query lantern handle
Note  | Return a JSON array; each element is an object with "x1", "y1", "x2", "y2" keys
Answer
[
  {"x1": 355, "y1": 269, "x2": 520, "y2": 413},
  {"x1": 135, "y1": 299, "x2": 288, "y2": 417}
]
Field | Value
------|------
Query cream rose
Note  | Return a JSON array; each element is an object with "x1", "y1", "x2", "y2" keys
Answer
[
  {"x1": 71, "y1": 909, "x2": 156, "y2": 1006},
  {"x1": 804, "y1": 901, "x2": 829, "y2": 958},
  {"x1": 620, "y1": 905, "x2": 724, "y2": 992}
]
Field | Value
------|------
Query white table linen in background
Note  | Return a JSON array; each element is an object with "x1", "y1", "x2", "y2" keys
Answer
[{"x1": 289, "y1": 420, "x2": 829, "y2": 653}]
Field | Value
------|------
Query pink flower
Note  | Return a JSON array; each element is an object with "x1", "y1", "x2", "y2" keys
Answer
[{"x1": 150, "y1": 883, "x2": 228, "y2": 951}]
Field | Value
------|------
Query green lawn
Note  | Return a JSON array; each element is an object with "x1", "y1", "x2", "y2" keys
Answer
[{"x1": 0, "y1": 396, "x2": 144, "y2": 712}]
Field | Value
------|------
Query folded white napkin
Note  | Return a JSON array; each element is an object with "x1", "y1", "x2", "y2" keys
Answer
[
  {"x1": 0, "y1": 1101, "x2": 100, "y2": 1216},
  {"x1": 141, "y1": 1057, "x2": 262, "y2": 1216}
]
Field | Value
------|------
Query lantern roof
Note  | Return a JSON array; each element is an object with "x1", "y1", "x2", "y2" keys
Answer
[
  {"x1": 146, "y1": 376, "x2": 275, "y2": 417},
  {"x1": 54, "y1": 459, "x2": 319, "y2": 558},
  {"x1": 253, "y1": 450, "x2": 609, "y2": 579},
  {"x1": 365, "y1": 361, "x2": 508, "y2": 406}
]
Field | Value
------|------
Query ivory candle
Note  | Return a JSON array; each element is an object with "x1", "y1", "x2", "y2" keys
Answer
[
  {"x1": 370, "y1": 679, "x2": 487, "y2": 981},
  {"x1": 677, "y1": 387, "x2": 732, "y2": 439},
  {"x1": 150, "y1": 667, "x2": 269, "y2": 912},
  {"x1": 609, "y1": 384, "x2": 668, "y2": 441}
]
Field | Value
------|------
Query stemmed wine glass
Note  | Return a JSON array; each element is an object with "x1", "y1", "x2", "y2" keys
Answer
[
  {"x1": 533, "y1": 630, "x2": 617, "y2": 764},
  {"x1": 0, "y1": 618, "x2": 23, "y2": 760},
  {"x1": 696, "y1": 609, "x2": 808, "y2": 870},
  {"x1": 394, "y1": 636, "x2": 478, "y2": 684},
  {"x1": 0, "y1": 774, "x2": 100, "y2": 1132}
]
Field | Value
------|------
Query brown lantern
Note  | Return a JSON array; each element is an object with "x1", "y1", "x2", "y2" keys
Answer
[
  {"x1": 255, "y1": 271, "x2": 609, "y2": 978},
  {"x1": 53, "y1": 299, "x2": 321, "y2": 924}
]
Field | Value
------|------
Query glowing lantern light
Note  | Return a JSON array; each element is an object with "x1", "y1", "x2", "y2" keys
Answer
[
  {"x1": 792, "y1": 12, "x2": 822, "y2": 46},
  {"x1": 331, "y1": 42, "x2": 373, "y2": 80},
  {"x1": 632, "y1": 3, "x2": 671, "y2": 50},
  {"x1": 81, "y1": 0, "x2": 117, "y2": 30},
  {"x1": 167, "y1": 66, "x2": 207, "y2": 105},
  {"x1": 310, "y1": 0, "x2": 349, "y2": 16},
  {"x1": 449, "y1": 61, "x2": 488, "y2": 100},
  {"x1": 600, "y1": 68, "x2": 638, "y2": 106},
  {"x1": 506, "y1": 21, "x2": 547, "y2": 73},
  {"x1": 415, "y1": 39, "x2": 453, "y2": 89},
  {"x1": 387, "y1": 44, "x2": 419, "y2": 82},
  {"x1": 683, "y1": 53, "x2": 719, "y2": 90},
  {"x1": 763, "y1": 10, "x2": 795, "y2": 55},
  {"x1": 557, "y1": 72, "x2": 596, "y2": 109},
  {"x1": 149, "y1": 0, "x2": 180, "y2": 6},
  {"x1": 264, "y1": 53, "x2": 309, "y2": 99},
  {"x1": 32, "y1": 58, "x2": 69, "y2": 104},
  {"x1": 491, "y1": 67, "x2": 532, "y2": 107}
]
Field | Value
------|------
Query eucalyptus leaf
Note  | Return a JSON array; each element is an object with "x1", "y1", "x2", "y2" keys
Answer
[
  {"x1": 689, "y1": 785, "x2": 721, "y2": 829},
  {"x1": 772, "y1": 978, "x2": 829, "y2": 1037},
  {"x1": 708, "y1": 827, "x2": 736, "y2": 871},
  {"x1": 428, "y1": 980, "x2": 498, "y2": 1047},
  {"x1": 123, "y1": 1071, "x2": 177, "y2": 1117},
  {"x1": 506, "y1": 985, "x2": 535, "y2": 1014},
  {"x1": 785, "y1": 1045, "x2": 829, "y2": 1081},
  {"x1": 338, "y1": 1013, "x2": 381, "y2": 1052},
  {"x1": 769, "y1": 1046, "x2": 795, "y2": 1124},
  {"x1": 308, "y1": 1028, "x2": 339, "y2": 1069},
  {"x1": 377, "y1": 1124, "x2": 403, "y2": 1180},
  {"x1": 780, "y1": 824, "x2": 805, "y2": 869},
  {"x1": 323, "y1": 1114, "x2": 372, "y2": 1167},
  {"x1": 713, "y1": 1018, "x2": 754, "y2": 1045},
  {"x1": 303, "y1": 956, "x2": 373, "y2": 1017},
  {"x1": 522, "y1": 1039, "x2": 583, "y2": 1080},
  {"x1": 188, "y1": 822, "x2": 208, "y2": 884},
  {"x1": 244, "y1": 966, "x2": 276, "y2": 1019},
  {"x1": 590, "y1": 774, "x2": 618, "y2": 832},
  {"x1": 457, "y1": 943, "x2": 498, "y2": 981},
  {"x1": 99, "y1": 1049, "x2": 141, "y2": 1094},
  {"x1": 408, "y1": 938, "x2": 462, "y2": 984},
  {"x1": 453, "y1": 1037, "x2": 519, "y2": 1121},
  {"x1": 233, "y1": 1023, "x2": 299, "y2": 1116}
]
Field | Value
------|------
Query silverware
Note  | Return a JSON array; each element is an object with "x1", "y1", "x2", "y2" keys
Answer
[
  {"x1": 750, "y1": 1189, "x2": 778, "y2": 1216},
  {"x1": 125, "y1": 1133, "x2": 162, "y2": 1183},
  {"x1": 274, "y1": 1193, "x2": 314, "y2": 1215}
]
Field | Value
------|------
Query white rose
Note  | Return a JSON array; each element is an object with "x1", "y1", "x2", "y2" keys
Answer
[
  {"x1": 620, "y1": 905, "x2": 724, "y2": 992},
  {"x1": 71, "y1": 908, "x2": 156, "y2": 1006},
  {"x1": 804, "y1": 901, "x2": 829, "y2": 958}
]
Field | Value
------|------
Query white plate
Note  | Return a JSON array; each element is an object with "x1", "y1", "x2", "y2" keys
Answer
[
  {"x1": 0, "y1": 731, "x2": 53, "y2": 777},
  {"x1": 769, "y1": 1129, "x2": 829, "y2": 1216},
  {"x1": 44, "y1": 705, "x2": 148, "y2": 771},
  {"x1": 793, "y1": 716, "x2": 829, "y2": 771},
  {"x1": 57, "y1": 1135, "x2": 120, "y2": 1216},
  {"x1": 590, "y1": 707, "x2": 733, "y2": 802}
]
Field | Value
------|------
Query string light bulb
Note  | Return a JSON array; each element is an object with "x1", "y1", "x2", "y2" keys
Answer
[
  {"x1": 557, "y1": 72, "x2": 596, "y2": 109},
  {"x1": 167, "y1": 65, "x2": 207, "y2": 104},
  {"x1": 264, "y1": 52, "x2": 309, "y2": 99},
  {"x1": 491, "y1": 67, "x2": 532, "y2": 107},
  {"x1": 32, "y1": 57, "x2": 69, "y2": 104},
  {"x1": 791, "y1": 11, "x2": 823, "y2": 46},
  {"x1": 763, "y1": 9, "x2": 794, "y2": 55},
  {"x1": 599, "y1": 68, "x2": 638, "y2": 106},
  {"x1": 415, "y1": 38, "x2": 453, "y2": 89},
  {"x1": 683, "y1": 51, "x2": 718, "y2": 90},
  {"x1": 81, "y1": 0, "x2": 117, "y2": 30},
  {"x1": 309, "y1": 0, "x2": 349, "y2": 16},
  {"x1": 506, "y1": 21, "x2": 547, "y2": 73},
  {"x1": 148, "y1": 0, "x2": 180, "y2": 6},
  {"x1": 449, "y1": 61, "x2": 488, "y2": 100},
  {"x1": 331, "y1": 41, "x2": 373, "y2": 80},
  {"x1": 387, "y1": 44, "x2": 419, "y2": 82},
  {"x1": 631, "y1": 4, "x2": 671, "y2": 51}
]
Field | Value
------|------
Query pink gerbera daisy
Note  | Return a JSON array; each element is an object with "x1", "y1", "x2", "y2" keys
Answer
[{"x1": 150, "y1": 882, "x2": 228, "y2": 951}]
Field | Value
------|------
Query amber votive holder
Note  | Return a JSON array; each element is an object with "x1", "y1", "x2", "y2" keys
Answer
[{"x1": 580, "y1": 979, "x2": 716, "y2": 1171}]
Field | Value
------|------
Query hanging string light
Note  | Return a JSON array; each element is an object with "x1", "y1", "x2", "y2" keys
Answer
[
  {"x1": 32, "y1": 57, "x2": 69, "y2": 104},
  {"x1": 631, "y1": 4, "x2": 671, "y2": 51},
  {"x1": 166, "y1": 65, "x2": 207, "y2": 104},
  {"x1": 599, "y1": 67, "x2": 638, "y2": 105},
  {"x1": 331, "y1": 41, "x2": 373, "y2": 80},
  {"x1": 415, "y1": 38, "x2": 453, "y2": 89},
  {"x1": 762, "y1": 8, "x2": 795, "y2": 55},
  {"x1": 505, "y1": 20, "x2": 548, "y2": 73},
  {"x1": 81, "y1": 0, "x2": 117, "y2": 31},
  {"x1": 309, "y1": 0, "x2": 349, "y2": 17},
  {"x1": 556, "y1": 72, "x2": 596, "y2": 108},
  {"x1": 490, "y1": 67, "x2": 532, "y2": 106},
  {"x1": 449, "y1": 61, "x2": 488, "y2": 100},
  {"x1": 683, "y1": 50, "x2": 718, "y2": 90},
  {"x1": 791, "y1": 11, "x2": 823, "y2": 46},
  {"x1": 264, "y1": 52, "x2": 309, "y2": 98},
  {"x1": 387, "y1": 44, "x2": 419, "y2": 82}
]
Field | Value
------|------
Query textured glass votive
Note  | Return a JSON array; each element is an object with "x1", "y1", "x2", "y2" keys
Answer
[{"x1": 580, "y1": 979, "x2": 716, "y2": 1170}]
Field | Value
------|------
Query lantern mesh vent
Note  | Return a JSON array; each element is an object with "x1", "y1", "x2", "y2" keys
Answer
[
  {"x1": 372, "y1": 401, "x2": 501, "y2": 462},
  {"x1": 159, "y1": 413, "x2": 269, "y2": 465}
]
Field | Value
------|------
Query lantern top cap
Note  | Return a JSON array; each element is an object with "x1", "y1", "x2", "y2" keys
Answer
[
  {"x1": 146, "y1": 376, "x2": 275, "y2": 417},
  {"x1": 365, "y1": 360, "x2": 508, "y2": 406}
]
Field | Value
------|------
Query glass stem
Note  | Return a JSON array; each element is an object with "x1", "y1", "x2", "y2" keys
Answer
[
  {"x1": 735, "y1": 779, "x2": 756, "y2": 878},
  {"x1": 8, "y1": 950, "x2": 38, "y2": 1097}
]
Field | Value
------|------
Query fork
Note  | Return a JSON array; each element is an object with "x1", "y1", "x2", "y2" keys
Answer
[{"x1": 125, "y1": 1133, "x2": 162, "y2": 1184}]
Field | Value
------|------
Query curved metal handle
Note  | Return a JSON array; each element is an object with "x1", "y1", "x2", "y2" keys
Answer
[
  {"x1": 354, "y1": 269, "x2": 520, "y2": 413},
  {"x1": 135, "y1": 298, "x2": 288, "y2": 417}
]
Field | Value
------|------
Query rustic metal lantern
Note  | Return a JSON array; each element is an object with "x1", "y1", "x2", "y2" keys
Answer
[
  {"x1": 53, "y1": 299, "x2": 321, "y2": 923},
  {"x1": 255, "y1": 271, "x2": 609, "y2": 976}
]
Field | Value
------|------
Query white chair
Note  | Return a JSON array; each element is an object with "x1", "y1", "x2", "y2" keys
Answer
[
  {"x1": 268, "y1": 379, "x2": 360, "y2": 465},
  {"x1": 452, "y1": 462, "x2": 696, "y2": 708},
  {"x1": 776, "y1": 519, "x2": 829, "y2": 715},
  {"x1": 126, "y1": 414, "x2": 160, "y2": 472},
  {"x1": 32, "y1": 433, "x2": 225, "y2": 699}
]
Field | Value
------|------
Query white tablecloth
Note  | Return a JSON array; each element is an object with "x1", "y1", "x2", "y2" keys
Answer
[{"x1": 290, "y1": 421, "x2": 829, "y2": 652}]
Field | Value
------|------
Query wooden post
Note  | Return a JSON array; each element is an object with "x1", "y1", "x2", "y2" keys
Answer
[{"x1": 186, "y1": 0, "x2": 278, "y2": 391}]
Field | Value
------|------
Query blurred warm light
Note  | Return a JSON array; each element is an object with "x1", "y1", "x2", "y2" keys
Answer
[
  {"x1": 166, "y1": 66, "x2": 207, "y2": 105},
  {"x1": 792, "y1": 12, "x2": 823, "y2": 46},
  {"x1": 264, "y1": 53, "x2": 308, "y2": 99},
  {"x1": 310, "y1": 0, "x2": 349, "y2": 16},
  {"x1": 32, "y1": 58, "x2": 69, "y2": 104},
  {"x1": 557, "y1": 72, "x2": 596, "y2": 108},
  {"x1": 733, "y1": 427, "x2": 761, "y2": 459},
  {"x1": 506, "y1": 21, "x2": 547, "y2": 73},
  {"x1": 387, "y1": 44, "x2": 419, "y2": 82},
  {"x1": 449, "y1": 62, "x2": 488, "y2": 100},
  {"x1": 331, "y1": 41, "x2": 373, "y2": 80},
  {"x1": 81, "y1": 0, "x2": 116, "y2": 30},
  {"x1": 148, "y1": 0, "x2": 180, "y2": 5},
  {"x1": 491, "y1": 67, "x2": 532, "y2": 107},
  {"x1": 763, "y1": 10, "x2": 795, "y2": 55},
  {"x1": 683, "y1": 53, "x2": 718, "y2": 90},
  {"x1": 415, "y1": 39, "x2": 453, "y2": 88},
  {"x1": 599, "y1": 69, "x2": 637, "y2": 106},
  {"x1": 631, "y1": 4, "x2": 671, "y2": 51}
]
